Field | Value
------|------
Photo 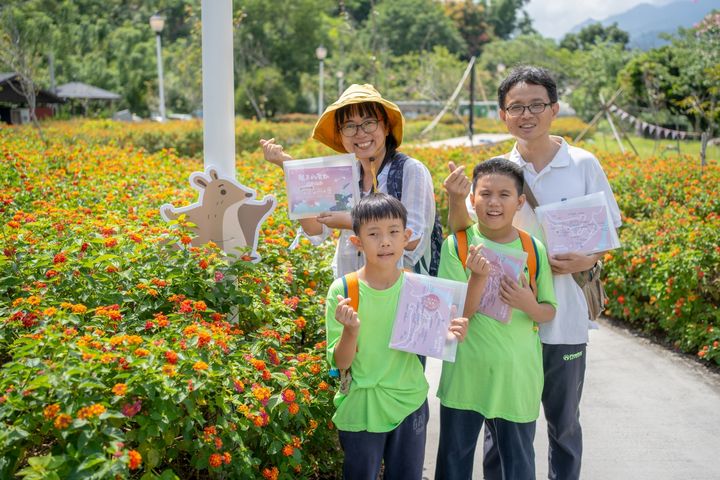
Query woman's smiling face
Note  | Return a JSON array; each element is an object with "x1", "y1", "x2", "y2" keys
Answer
[{"x1": 336, "y1": 103, "x2": 390, "y2": 161}]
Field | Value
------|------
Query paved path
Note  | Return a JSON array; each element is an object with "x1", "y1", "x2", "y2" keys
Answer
[
  {"x1": 422, "y1": 133, "x2": 514, "y2": 149},
  {"x1": 423, "y1": 318, "x2": 720, "y2": 479}
]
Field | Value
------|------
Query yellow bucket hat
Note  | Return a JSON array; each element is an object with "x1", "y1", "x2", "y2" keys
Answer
[{"x1": 312, "y1": 84, "x2": 405, "y2": 153}]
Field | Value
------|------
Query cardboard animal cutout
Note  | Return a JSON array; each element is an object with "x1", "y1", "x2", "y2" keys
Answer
[{"x1": 160, "y1": 166, "x2": 276, "y2": 262}]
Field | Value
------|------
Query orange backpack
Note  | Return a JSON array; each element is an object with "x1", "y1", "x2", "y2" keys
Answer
[{"x1": 453, "y1": 228, "x2": 540, "y2": 296}]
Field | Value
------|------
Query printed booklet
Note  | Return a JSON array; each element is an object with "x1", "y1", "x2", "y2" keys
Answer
[
  {"x1": 535, "y1": 191, "x2": 621, "y2": 256},
  {"x1": 476, "y1": 246, "x2": 527, "y2": 324},
  {"x1": 389, "y1": 272, "x2": 467, "y2": 362},
  {"x1": 283, "y1": 154, "x2": 360, "y2": 220}
]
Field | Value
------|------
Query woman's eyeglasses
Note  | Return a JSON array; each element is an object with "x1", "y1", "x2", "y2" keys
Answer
[
  {"x1": 340, "y1": 119, "x2": 380, "y2": 137},
  {"x1": 505, "y1": 102, "x2": 553, "y2": 117}
]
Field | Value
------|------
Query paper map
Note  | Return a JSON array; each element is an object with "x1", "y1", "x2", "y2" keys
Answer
[
  {"x1": 390, "y1": 273, "x2": 466, "y2": 362},
  {"x1": 476, "y1": 246, "x2": 527, "y2": 324}
]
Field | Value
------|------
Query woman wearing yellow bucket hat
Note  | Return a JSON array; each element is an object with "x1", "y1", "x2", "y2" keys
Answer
[{"x1": 260, "y1": 84, "x2": 441, "y2": 279}]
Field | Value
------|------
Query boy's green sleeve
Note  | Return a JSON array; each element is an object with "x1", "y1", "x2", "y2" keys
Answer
[
  {"x1": 534, "y1": 239, "x2": 557, "y2": 308},
  {"x1": 325, "y1": 278, "x2": 345, "y2": 369},
  {"x1": 438, "y1": 235, "x2": 469, "y2": 283}
]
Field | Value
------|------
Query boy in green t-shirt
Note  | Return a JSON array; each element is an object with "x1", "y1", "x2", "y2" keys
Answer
[
  {"x1": 435, "y1": 158, "x2": 557, "y2": 480},
  {"x1": 325, "y1": 193, "x2": 468, "y2": 480}
]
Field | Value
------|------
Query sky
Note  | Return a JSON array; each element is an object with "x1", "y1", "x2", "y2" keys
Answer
[{"x1": 525, "y1": 0, "x2": 676, "y2": 39}]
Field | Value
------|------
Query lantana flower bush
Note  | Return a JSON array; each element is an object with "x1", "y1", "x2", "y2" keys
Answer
[{"x1": 0, "y1": 127, "x2": 341, "y2": 478}]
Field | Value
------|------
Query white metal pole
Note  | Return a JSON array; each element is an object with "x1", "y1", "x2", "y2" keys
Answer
[
  {"x1": 155, "y1": 33, "x2": 166, "y2": 122},
  {"x1": 318, "y1": 59, "x2": 324, "y2": 116},
  {"x1": 201, "y1": 0, "x2": 236, "y2": 178}
]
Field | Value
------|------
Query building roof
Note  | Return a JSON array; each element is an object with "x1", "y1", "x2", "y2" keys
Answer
[
  {"x1": 0, "y1": 72, "x2": 64, "y2": 105},
  {"x1": 55, "y1": 82, "x2": 121, "y2": 100}
]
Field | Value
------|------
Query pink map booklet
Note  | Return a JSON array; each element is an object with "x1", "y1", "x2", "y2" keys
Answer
[
  {"x1": 283, "y1": 154, "x2": 360, "y2": 220},
  {"x1": 389, "y1": 272, "x2": 467, "y2": 362},
  {"x1": 476, "y1": 246, "x2": 527, "y2": 324},
  {"x1": 535, "y1": 192, "x2": 621, "y2": 255}
]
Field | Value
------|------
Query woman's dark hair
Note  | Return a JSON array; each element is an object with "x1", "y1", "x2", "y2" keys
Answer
[
  {"x1": 471, "y1": 157, "x2": 524, "y2": 195},
  {"x1": 497, "y1": 65, "x2": 558, "y2": 109},
  {"x1": 351, "y1": 192, "x2": 407, "y2": 234}
]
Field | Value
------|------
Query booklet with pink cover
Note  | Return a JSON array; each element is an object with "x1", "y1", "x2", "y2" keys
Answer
[
  {"x1": 390, "y1": 272, "x2": 467, "y2": 362},
  {"x1": 283, "y1": 154, "x2": 360, "y2": 220},
  {"x1": 476, "y1": 246, "x2": 527, "y2": 324},
  {"x1": 535, "y1": 191, "x2": 621, "y2": 255}
]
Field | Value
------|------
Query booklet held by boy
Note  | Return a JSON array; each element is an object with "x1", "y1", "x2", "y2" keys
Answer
[
  {"x1": 283, "y1": 154, "x2": 360, "y2": 220},
  {"x1": 389, "y1": 272, "x2": 467, "y2": 362},
  {"x1": 476, "y1": 246, "x2": 528, "y2": 324},
  {"x1": 535, "y1": 191, "x2": 621, "y2": 256}
]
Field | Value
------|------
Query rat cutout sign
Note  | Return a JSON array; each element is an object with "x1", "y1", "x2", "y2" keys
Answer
[{"x1": 160, "y1": 166, "x2": 276, "y2": 262}]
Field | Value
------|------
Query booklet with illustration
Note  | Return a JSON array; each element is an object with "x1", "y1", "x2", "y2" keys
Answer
[
  {"x1": 476, "y1": 246, "x2": 528, "y2": 324},
  {"x1": 283, "y1": 154, "x2": 360, "y2": 220},
  {"x1": 535, "y1": 191, "x2": 621, "y2": 256},
  {"x1": 389, "y1": 272, "x2": 467, "y2": 362}
]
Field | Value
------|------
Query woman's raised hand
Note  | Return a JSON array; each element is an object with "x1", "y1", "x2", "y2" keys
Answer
[{"x1": 259, "y1": 138, "x2": 293, "y2": 167}]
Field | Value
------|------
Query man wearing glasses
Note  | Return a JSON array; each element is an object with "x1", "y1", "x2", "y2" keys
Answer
[{"x1": 446, "y1": 65, "x2": 621, "y2": 480}]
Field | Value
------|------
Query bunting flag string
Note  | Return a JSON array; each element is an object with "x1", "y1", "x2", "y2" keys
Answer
[{"x1": 608, "y1": 105, "x2": 701, "y2": 140}]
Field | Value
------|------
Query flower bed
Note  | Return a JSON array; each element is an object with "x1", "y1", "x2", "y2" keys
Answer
[{"x1": 0, "y1": 129, "x2": 342, "y2": 478}]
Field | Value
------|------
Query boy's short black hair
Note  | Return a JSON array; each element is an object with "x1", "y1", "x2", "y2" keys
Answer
[
  {"x1": 472, "y1": 157, "x2": 524, "y2": 195},
  {"x1": 497, "y1": 65, "x2": 558, "y2": 109},
  {"x1": 351, "y1": 192, "x2": 407, "y2": 234}
]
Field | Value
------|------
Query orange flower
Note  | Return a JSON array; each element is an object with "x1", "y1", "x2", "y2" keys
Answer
[
  {"x1": 223, "y1": 452, "x2": 232, "y2": 464},
  {"x1": 209, "y1": 453, "x2": 223, "y2": 468},
  {"x1": 54, "y1": 413, "x2": 72, "y2": 429},
  {"x1": 288, "y1": 402, "x2": 300, "y2": 415},
  {"x1": 262, "y1": 466, "x2": 279, "y2": 480},
  {"x1": 43, "y1": 403, "x2": 60, "y2": 419},
  {"x1": 77, "y1": 404, "x2": 106, "y2": 420},
  {"x1": 282, "y1": 444, "x2": 294, "y2": 456},
  {"x1": 162, "y1": 365, "x2": 176, "y2": 377},
  {"x1": 281, "y1": 389, "x2": 296, "y2": 403},
  {"x1": 111, "y1": 383, "x2": 127, "y2": 396},
  {"x1": 133, "y1": 348, "x2": 149, "y2": 357},
  {"x1": 193, "y1": 361, "x2": 209, "y2": 371},
  {"x1": 128, "y1": 450, "x2": 142, "y2": 470}
]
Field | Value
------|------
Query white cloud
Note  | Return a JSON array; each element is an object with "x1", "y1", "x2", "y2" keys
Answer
[{"x1": 525, "y1": 0, "x2": 675, "y2": 39}]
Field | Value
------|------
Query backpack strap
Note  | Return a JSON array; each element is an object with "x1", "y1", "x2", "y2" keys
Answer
[
  {"x1": 341, "y1": 271, "x2": 360, "y2": 313},
  {"x1": 517, "y1": 229, "x2": 539, "y2": 296},
  {"x1": 454, "y1": 229, "x2": 469, "y2": 269},
  {"x1": 385, "y1": 152, "x2": 408, "y2": 201}
]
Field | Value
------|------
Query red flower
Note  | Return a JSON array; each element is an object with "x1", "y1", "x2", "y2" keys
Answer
[
  {"x1": 121, "y1": 399, "x2": 142, "y2": 417},
  {"x1": 209, "y1": 453, "x2": 223, "y2": 468},
  {"x1": 53, "y1": 252, "x2": 67, "y2": 264},
  {"x1": 128, "y1": 450, "x2": 142, "y2": 470},
  {"x1": 198, "y1": 259, "x2": 209, "y2": 269},
  {"x1": 165, "y1": 350, "x2": 178, "y2": 364},
  {"x1": 45, "y1": 269, "x2": 59, "y2": 279}
]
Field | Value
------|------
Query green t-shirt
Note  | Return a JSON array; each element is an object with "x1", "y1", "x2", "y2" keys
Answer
[
  {"x1": 325, "y1": 272, "x2": 429, "y2": 432},
  {"x1": 437, "y1": 225, "x2": 557, "y2": 422}
]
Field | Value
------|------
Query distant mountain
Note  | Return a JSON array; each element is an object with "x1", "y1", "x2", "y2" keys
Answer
[{"x1": 568, "y1": 0, "x2": 720, "y2": 49}]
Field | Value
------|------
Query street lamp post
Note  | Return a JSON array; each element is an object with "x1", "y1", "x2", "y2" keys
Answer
[
  {"x1": 315, "y1": 45, "x2": 327, "y2": 116},
  {"x1": 336, "y1": 70, "x2": 344, "y2": 96},
  {"x1": 150, "y1": 14, "x2": 166, "y2": 122}
]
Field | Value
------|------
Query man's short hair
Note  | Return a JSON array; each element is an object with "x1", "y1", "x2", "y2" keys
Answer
[
  {"x1": 497, "y1": 65, "x2": 558, "y2": 109},
  {"x1": 472, "y1": 157, "x2": 525, "y2": 195},
  {"x1": 351, "y1": 192, "x2": 407, "y2": 234}
]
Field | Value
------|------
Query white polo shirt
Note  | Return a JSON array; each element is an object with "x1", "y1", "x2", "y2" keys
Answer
[{"x1": 468, "y1": 137, "x2": 622, "y2": 344}]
